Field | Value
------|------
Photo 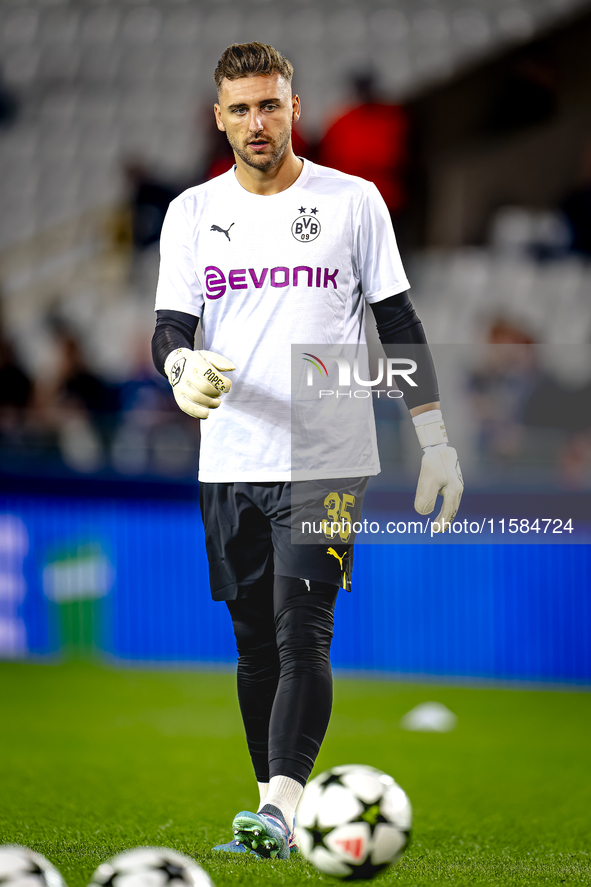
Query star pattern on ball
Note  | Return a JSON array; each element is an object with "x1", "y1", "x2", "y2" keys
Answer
[
  {"x1": 310, "y1": 207, "x2": 318, "y2": 214},
  {"x1": 354, "y1": 798, "x2": 390, "y2": 835},
  {"x1": 317, "y1": 770, "x2": 345, "y2": 789},
  {"x1": 96, "y1": 870, "x2": 118, "y2": 887},
  {"x1": 0, "y1": 860, "x2": 53, "y2": 887},
  {"x1": 298, "y1": 206, "x2": 306, "y2": 214},
  {"x1": 308, "y1": 824, "x2": 333, "y2": 851},
  {"x1": 348, "y1": 857, "x2": 390, "y2": 879},
  {"x1": 154, "y1": 861, "x2": 190, "y2": 883},
  {"x1": 17, "y1": 861, "x2": 48, "y2": 883}
]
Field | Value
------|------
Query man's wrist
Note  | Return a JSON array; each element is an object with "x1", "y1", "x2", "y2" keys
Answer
[
  {"x1": 412, "y1": 408, "x2": 449, "y2": 449},
  {"x1": 164, "y1": 348, "x2": 191, "y2": 384}
]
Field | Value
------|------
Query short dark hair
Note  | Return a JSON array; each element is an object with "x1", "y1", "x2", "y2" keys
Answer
[{"x1": 214, "y1": 42, "x2": 294, "y2": 93}]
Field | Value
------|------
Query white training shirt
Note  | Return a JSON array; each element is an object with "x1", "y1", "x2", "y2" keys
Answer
[{"x1": 155, "y1": 158, "x2": 409, "y2": 482}]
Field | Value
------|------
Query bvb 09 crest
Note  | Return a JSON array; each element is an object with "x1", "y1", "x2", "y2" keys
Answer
[{"x1": 292, "y1": 214, "x2": 321, "y2": 242}]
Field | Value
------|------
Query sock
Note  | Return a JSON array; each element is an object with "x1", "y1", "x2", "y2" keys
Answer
[
  {"x1": 257, "y1": 781, "x2": 269, "y2": 805},
  {"x1": 258, "y1": 775, "x2": 304, "y2": 832}
]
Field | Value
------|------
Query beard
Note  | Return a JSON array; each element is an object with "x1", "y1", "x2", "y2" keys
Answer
[{"x1": 227, "y1": 124, "x2": 292, "y2": 172}]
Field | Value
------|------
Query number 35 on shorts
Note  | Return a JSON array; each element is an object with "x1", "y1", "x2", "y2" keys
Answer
[{"x1": 323, "y1": 492, "x2": 356, "y2": 543}]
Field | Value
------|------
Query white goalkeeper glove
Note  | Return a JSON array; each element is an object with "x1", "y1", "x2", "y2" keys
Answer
[
  {"x1": 164, "y1": 348, "x2": 235, "y2": 419},
  {"x1": 413, "y1": 409, "x2": 464, "y2": 533}
]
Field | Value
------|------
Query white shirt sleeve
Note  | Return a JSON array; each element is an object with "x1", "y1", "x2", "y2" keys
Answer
[
  {"x1": 154, "y1": 196, "x2": 204, "y2": 317},
  {"x1": 354, "y1": 182, "x2": 410, "y2": 304}
]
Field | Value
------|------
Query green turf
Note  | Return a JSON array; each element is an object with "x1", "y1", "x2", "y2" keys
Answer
[{"x1": 0, "y1": 662, "x2": 590, "y2": 886}]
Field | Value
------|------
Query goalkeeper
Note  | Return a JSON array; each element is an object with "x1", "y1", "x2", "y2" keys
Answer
[{"x1": 151, "y1": 41, "x2": 463, "y2": 861}]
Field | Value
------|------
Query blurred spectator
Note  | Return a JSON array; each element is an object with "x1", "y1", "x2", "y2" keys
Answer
[
  {"x1": 318, "y1": 71, "x2": 409, "y2": 219},
  {"x1": 558, "y1": 431, "x2": 591, "y2": 489},
  {"x1": 469, "y1": 318, "x2": 538, "y2": 460},
  {"x1": 489, "y1": 139, "x2": 591, "y2": 261},
  {"x1": 469, "y1": 318, "x2": 591, "y2": 487},
  {"x1": 0, "y1": 325, "x2": 31, "y2": 447},
  {"x1": 201, "y1": 112, "x2": 235, "y2": 181},
  {"x1": 0, "y1": 306, "x2": 201, "y2": 480},
  {"x1": 484, "y1": 45, "x2": 558, "y2": 136},
  {"x1": 0, "y1": 65, "x2": 18, "y2": 129},
  {"x1": 560, "y1": 139, "x2": 591, "y2": 258},
  {"x1": 122, "y1": 158, "x2": 180, "y2": 251},
  {"x1": 487, "y1": 318, "x2": 536, "y2": 346},
  {"x1": 31, "y1": 323, "x2": 119, "y2": 473},
  {"x1": 48, "y1": 325, "x2": 118, "y2": 419},
  {"x1": 489, "y1": 206, "x2": 570, "y2": 260},
  {"x1": 112, "y1": 336, "x2": 199, "y2": 478}
]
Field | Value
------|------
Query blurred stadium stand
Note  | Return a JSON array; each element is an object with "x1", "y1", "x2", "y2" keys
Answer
[{"x1": 0, "y1": 0, "x2": 590, "y2": 677}]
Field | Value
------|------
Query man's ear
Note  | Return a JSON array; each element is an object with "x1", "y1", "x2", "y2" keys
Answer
[
  {"x1": 292, "y1": 94, "x2": 301, "y2": 124},
  {"x1": 214, "y1": 103, "x2": 226, "y2": 132}
]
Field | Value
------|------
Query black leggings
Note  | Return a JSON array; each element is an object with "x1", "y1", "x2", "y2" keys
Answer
[{"x1": 226, "y1": 573, "x2": 339, "y2": 787}]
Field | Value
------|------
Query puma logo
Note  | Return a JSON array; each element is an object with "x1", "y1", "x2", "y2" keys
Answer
[
  {"x1": 211, "y1": 223, "x2": 235, "y2": 241},
  {"x1": 327, "y1": 547, "x2": 345, "y2": 570}
]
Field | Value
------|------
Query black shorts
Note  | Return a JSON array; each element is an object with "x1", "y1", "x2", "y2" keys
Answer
[{"x1": 199, "y1": 478, "x2": 368, "y2": 601}]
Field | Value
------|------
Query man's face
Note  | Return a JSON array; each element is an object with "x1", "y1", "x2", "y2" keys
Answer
[{"x1": 214, "y1": 73, "x2": 300, "y2": 172}]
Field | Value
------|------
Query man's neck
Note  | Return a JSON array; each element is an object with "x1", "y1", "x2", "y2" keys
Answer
[{"x1": 234, "y1": 149, "x2": 303, "y2": 196}]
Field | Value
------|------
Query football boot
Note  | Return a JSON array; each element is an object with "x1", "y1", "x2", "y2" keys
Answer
[
  {"x1": 212, "y1": 838, "x2": 260, "y2": 857},
  {"x1": 288, "y1": 825, "x2": 299, "y2": 855},
  {"x1": 231, "y1": 810, "x2": 290, "y2": 860}
]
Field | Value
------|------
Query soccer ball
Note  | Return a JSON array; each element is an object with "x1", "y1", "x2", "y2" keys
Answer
[
  {"x1": 297, "y1": 765, "x2": 412, "y2": 880},
  {"x1": 88, "y1": 847, "x2": 215, "y2": 887},
  {"x1": 0, "y1": 845, "x2": 66, "y2": 887}
]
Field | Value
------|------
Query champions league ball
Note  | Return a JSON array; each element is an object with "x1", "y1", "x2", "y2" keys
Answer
[
  {"x1": 297, "y1": 765, "x2": 412, "y2": 880},
  {"x1": 88, "y1": 848, "x2": 215, "y2": 887},
  {"x1": 0, "y1": 846, "x2": 66, "y2": 887}
]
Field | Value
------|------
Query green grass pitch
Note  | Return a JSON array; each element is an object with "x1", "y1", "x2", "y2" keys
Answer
[{"x1": 0, "y1": 662, "x2": 590, "y2": 886}]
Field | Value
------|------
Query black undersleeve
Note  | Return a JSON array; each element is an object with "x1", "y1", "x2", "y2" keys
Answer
[
  {"x1": 371, "y1": 291, "x2": 439, "y2": 408},
  {"x1": 151, "y1": 309, "x2": 199, "y2": 377},
  {"x1": 226, "y1": 573, "x2": 338, "y2": 786}
]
